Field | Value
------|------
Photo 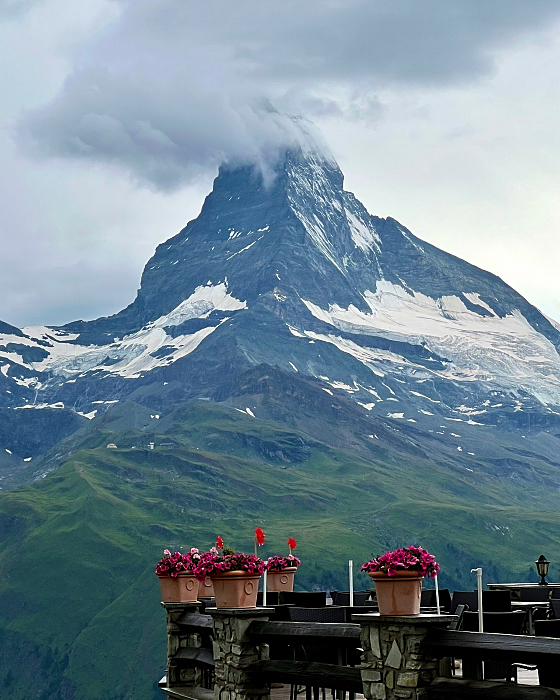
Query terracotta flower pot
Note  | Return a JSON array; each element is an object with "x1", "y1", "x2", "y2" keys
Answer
[
  {"x1": 211, "y1": 571, "x2": 261, "y2": 608},
  {"x1": 266, "y1": 567, "x2": 298, "y2": 592},
  {"x1": 368, "y1": 571, "x2": 423, "y2": 615},
  {"x1": 198, "y1": 576, "x2": 215, "y2": 598},
  {"x1": 157, "y1": 570, "x2": 199, "y2": 603}
]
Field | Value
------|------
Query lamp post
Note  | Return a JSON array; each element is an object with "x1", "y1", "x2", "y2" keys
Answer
[{"x1": 536, "y1": 555, "x2": 550, "y2": 585}]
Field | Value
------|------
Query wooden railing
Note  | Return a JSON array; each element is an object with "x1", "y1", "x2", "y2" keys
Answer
[
  {"x1": 161, "y1": 605, "x2": 560, "y2": 700},
  {"x1": 423, "y1": 628, "x2": 560, "y2": 698},
  {"x1": 247, "y1": 620, "x2": 363, "y2": 694}
]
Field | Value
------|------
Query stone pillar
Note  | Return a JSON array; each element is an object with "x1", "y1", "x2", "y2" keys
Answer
[
  {"x1": 353, "y1": 613, "x2": 457, "y2": 700},
  {"x1": 208, "y1": 607, "x2": 273, "y2": 700},
  {"x1": 163, "y1": 601, "x2": 205, "y2": 688}
]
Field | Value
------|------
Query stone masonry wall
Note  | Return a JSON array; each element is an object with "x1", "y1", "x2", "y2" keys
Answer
[
  {"x1": 163, "y1": 601, "x2": 205, "y2": 688},
  {"x1": 209, "y1": 608, "x2": 273, "y2": 700},
  {"x1": 354, "y1": 613, "x2": 457, "y2": 700}
]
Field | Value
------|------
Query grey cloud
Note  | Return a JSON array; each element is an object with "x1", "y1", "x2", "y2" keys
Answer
[
  {"x1": 0, "y1": 0, "x2": 41, "y2": 18},
  {"x1": 19, "y1": 71, "x2": 311, "y2": 190},
  {"x1": 18, "y1": 0, "x2": 560, "y2": 190},
  {"x1": 232, "y1": 0, "x2": 560, "y2": 85}
]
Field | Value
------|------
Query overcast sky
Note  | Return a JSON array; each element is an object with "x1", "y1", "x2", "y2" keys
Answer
[{"x1": 2, "y1": 0, "x2": 560, "y2": 327}]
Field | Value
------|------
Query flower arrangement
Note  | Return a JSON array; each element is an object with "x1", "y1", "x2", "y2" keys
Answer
[
  {"x1": 266, "y1": 554, "x2": 301, "y2": 572},
  {"x1": 361, "y1": 546, "x2": 439, "y2": 579},
  {"x1": 155, "y1": 548, "x2": 201, "y2": 578},
  {"x1": 266, "y1": 536, "x2": 301, "y2": 571},
  {"x1": 193, "y1": 536, "x2": 265, "y2": 581}
]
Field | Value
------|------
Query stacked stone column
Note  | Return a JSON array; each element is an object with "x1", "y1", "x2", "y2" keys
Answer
[
  {"x1": 353, "y1": 613, "x2": 457, "y2": 700},
  {"x1": 163, "y1": 601, "x2": 205, "y2": 688},
  {"x1": 208, "y1": 607, "x2": 273, "y2": 700}
]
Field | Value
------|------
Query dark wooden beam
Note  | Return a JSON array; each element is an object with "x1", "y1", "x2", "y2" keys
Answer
[
  {"x1": 425, "y1": 629, "x2": 560, "y2": 665},
  {"x1": 173, "y1": 647, "x2": 215, "y2": 668},
  {"x1": 175, "y1": 612, "x2": 213, "y2": 630},
  {"x1": 248, "y1": 621, "x2": 361, "y2": 646},
  {"x1": 247, "y1": 660, "x2": 363, "y2": 693}
]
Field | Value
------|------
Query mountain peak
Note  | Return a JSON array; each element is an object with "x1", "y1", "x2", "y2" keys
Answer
[
  {"x1": 283, "y1": 115, "x2": 338, "y2": 165},
  {"x1": 2, "y1": 124, "x2": 560, "y2": 436}
]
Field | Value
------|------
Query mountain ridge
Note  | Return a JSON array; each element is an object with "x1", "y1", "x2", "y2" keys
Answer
[{"x1": 1, "y1": 142, "x2": 560, "y2": 464}]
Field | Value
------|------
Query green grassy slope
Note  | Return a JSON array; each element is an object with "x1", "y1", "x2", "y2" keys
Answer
[{"x1": 1, "y1": 400, "x2": 560, "y2": 699}]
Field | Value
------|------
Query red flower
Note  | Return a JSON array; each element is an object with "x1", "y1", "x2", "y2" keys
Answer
[
  {"x1": 216, "y1": 536, "x2": 224, "y2": 550},
  {"x1": 287, "y1": 537, "x2": 297, "y2": 550},
  {"x1": 255, "y1": 527, "x2": 265, "y2": 546}
]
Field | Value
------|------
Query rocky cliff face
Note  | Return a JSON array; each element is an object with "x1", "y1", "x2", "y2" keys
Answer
[{"x1": 2, "y1": 136, "x2": 560, "y2": 464}]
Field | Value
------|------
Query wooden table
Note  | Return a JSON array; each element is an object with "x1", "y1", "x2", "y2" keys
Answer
[
  {"x1": 487, "y1": 582, "x2": 560, "y2": 600},
  {"x1": 510, "y1": 601, "x2": 550, "y2": 635}
]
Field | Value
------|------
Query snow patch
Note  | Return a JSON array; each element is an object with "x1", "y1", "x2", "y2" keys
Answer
[
  {"x1": 77, "y1": 410, "x2": 98, "y2": 420},
  {"x1": 226, "y1": 237, "x2": 262, "y2": 260},
  {"x1": 302, "y1": 282, "x2": 560, "y2": 404},
  {"x1": 17, "y1": 283, "x2": 243, "y2": 382},
  {"x1": 15, "y1": 401, "x2": 65, "y2": 410},
  {"x1": 329, "y1": 380, "x2": 355, "y2": 392},
  {"x1": 12, "y1": 376, "x2": 40, "y2": 388},
  {"x1": 463, "y1": 293, "x2": 497, "y2": 316},
  {"x1": 151, "y1": 282, "x2": 246, "y2": 327},
  {"x1": 346, "y1": 210, "x2": 380, "y2": 253}
]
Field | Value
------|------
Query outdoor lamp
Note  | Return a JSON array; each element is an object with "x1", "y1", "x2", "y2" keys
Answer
[{"x1": 536, "y1": 555, "x2": 550, "y2": 585}]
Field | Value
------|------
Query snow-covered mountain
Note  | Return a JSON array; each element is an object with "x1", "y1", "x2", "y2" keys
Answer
[{"x1": 2, "y1": 129, "x2": 560, "y2": 464}]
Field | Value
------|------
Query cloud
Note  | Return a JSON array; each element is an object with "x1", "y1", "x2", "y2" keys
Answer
[
  {"x1": 18, "y1": 0, "x2": 560, "y2": 190},
  {"x1": 19, "y1": 71, "x2": 307, "y2": 190},
  {"x1": 0, "y1": 0, "x2": 41, "y2": 19}
]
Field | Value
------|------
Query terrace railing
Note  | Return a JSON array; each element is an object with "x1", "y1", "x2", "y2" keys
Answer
[{"x1": 160, "y1": 603, "x2": 560, "y2": 700}]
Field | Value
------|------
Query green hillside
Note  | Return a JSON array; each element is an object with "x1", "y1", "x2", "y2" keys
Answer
[{"x1": 1, "y1": 399, "x2": 560, "y2": 700}]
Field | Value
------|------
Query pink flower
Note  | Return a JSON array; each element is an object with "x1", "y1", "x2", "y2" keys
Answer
[
  {"x1": 155, "y1": 548, "x2": 200, "y2": 577},
  {"x1": 266, "y1": 554, "x2": 301, "y2": 572},
  {"x1": 361, "y1": 546, "x2": 440, "y2": 579}
]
